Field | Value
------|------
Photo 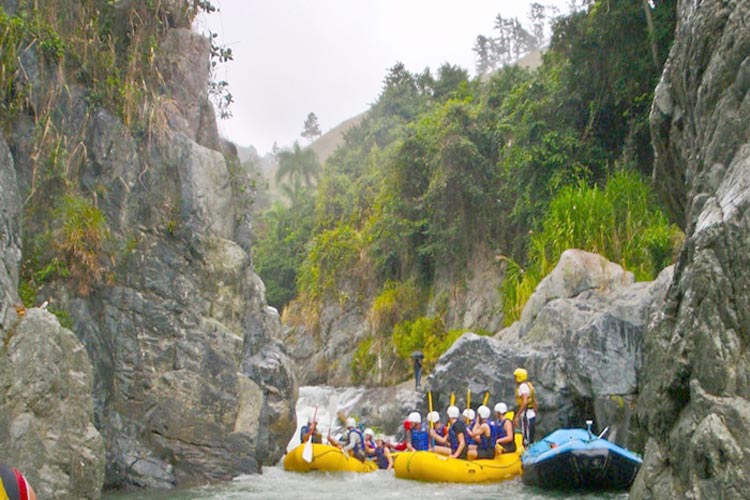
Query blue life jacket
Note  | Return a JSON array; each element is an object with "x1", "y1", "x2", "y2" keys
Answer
[
  {"x1": 299, "y1": 424, "x2": 312, "y2": 442},
  {"x1": 411, "y1": 429, "x2": 429, "y2": 451},
  {"x1": 475, "y1": 423, "x2": 492, "y2": 451},
  {"x1": 465, "y1": 420, "x2": 477, "y2": 445},
  {"x1": 348, "y1": 428, "x2": 366, "y2": 455},
  {"x1": 495, "y1": 418, "x2": 509, "y2": 440},
  {"x1": 375, "y1": 447, "x2": 389, "y2": 469},
  {"x1": 488, "y1": 420, "x2": 498, "y2": 445}
]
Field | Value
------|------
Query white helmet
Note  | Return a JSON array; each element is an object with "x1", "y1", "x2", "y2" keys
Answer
[
  {"x1": 463, "y1": 408, "x2": 476, "y2": 420},
  {"x1": 364, "y1": 428, "x2": 374, "y2": 437},
  {"x1": 446, "y1": 405, "x2": 460, "y2": 419},
  {"x1": 427, "y1": 411, "x2": 440, "y2": 423},
  {"x1": 375, "y1": 434, "x2": 385, "y2": 442},
  {"x1": 407, "y1": 411, "x2": 422, "y2": 424},
  {"x1": 346, "y1": 417, "x2": 356, "y2": 428},
  {"x1": 477, "y1": 405, "x2": 491, "y2": 419},
  {"x1": 494, "y1": 402, "x2": 508, "y2": 414}
]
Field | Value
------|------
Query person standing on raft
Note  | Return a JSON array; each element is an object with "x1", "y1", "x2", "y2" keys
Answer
[{"x1": 513, "y1": 367, "x2": 538, "y2": 446}]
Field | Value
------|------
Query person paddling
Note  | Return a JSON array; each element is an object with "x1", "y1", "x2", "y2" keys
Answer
[
  {"x1": 467, "y1": 405, "x2": 495, "y2": 460},
  {"x1": 340, "y1": 417, "x2": 367, "y2": 462},
  {"x1": 431, "y1": 405, "x2": 467, "y2": 459},
  {"x1": 0, "y1": 463, "x2": 37, "y2": 500},
  {"x1": 370, "y1": 434, "x2": 394, "y2": 470},
  {"x1": 300, "y1": 417, "x2": 322, "y2": 444},
  {"x1": 493, "y1": 402, "x2": 516, "y2": 454}
]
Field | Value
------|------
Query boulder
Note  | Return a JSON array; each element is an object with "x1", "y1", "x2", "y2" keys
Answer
[
  {"x1": 634, "y1": 0, "x2": 750, "y2": 497},
  {"x1": 1, "y1": 309, "x2": 106, "y2": 500},
  {"x1": 427, "y1": 249, "x2": 672, "y2": 449}
]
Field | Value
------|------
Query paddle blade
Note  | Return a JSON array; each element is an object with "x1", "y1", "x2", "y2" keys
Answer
[{"x1": 302, "y1": 438, "x2": 313, "y2": 462}]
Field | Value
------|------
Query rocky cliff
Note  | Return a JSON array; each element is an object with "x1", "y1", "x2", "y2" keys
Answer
[
  {"x1": 427, "y1": 250, "x2": 673, "y2": 450},
  {"x1": 633, "y1": 0, "x2": 750, "y2": 497},
  {"x1": 2, "y1": 137, "x2": 105, "y2": 498},
  {"x1": 282, "y1": 245, "x2": 505, "y2": 386},
  {"x1": 1, "y1": 1, "x2": 296, "y2": 494}
]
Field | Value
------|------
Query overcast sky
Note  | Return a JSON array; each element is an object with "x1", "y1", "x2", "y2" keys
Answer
[{"x1": 200, "y1": 1, "x2": 570, "y2": 155}]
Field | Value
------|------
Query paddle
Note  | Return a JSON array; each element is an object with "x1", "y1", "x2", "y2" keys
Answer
[
  {"x1": 302, "y1": 405, "x2": 318, "y2": 463},
  {"x1": 597, "y1": 426, "x2": 609, "y2": 440},
  {"x1": 428, "y1": 390, "x2": 434, "y2": 448},
  {"x1": 327, "y1": 395, "x2": 348, "y2": 456},
  {"x1": 482, "y1": 391, "x2": 490, "y2": 406}
]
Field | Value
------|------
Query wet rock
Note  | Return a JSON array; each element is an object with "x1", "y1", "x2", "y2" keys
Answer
[
  {"x1": 427, "y1": 250, "x2": 672, "y2": 450},
  {"x1": 634, "y1": 0, "x2": 750, "y2": 497}
]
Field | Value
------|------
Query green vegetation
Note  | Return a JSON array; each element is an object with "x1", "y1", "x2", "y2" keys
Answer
[
  {"x1": 501, "y1": 169, "x2": 683, "y2": 324},
  {"x1": 2, "y1": 2, "x2": 228, "y2": 313},
  {"x1": 249, "y1": 1, "x2": 682, "y2": 385}
]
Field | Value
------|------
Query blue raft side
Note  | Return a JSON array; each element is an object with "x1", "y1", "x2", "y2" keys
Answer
[{"x1": 522, "y1": 428, "x2": 643, "y2": 466}]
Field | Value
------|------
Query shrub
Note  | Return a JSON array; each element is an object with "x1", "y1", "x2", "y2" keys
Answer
[
  {"x1": 502, "y1": 169, "x2": 683, "y2": 325},
  {"x1": 54, "y1": 194, "x2": 110, "y2": 295}
]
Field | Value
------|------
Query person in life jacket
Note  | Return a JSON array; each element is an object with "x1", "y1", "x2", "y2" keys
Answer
[
  {"x1": 462, "y1": 408, "x2": 477, "y2": 445},
  {"x1": 403, "y1": 411, "x2": 429, "y2": 451},
  {"x1": 363, "y1": 428, "x2": 376, "y2": 452},
  {"x1": 299, "y1": 417, "x2": 322, "y2": 444},
  {"x1": 513, "y1": 367, "x2": 538, "y2": 446},
  {"x1": 0, "y1": 463, "x2": 37, "y2": 500},
  {"x1": 426, "y1": 410, "x2": 446, "y2": 451},
  {"x1": 340, "y1": 417, "x2": 367, "y2": 462},
  {"x1": 368, "y1": 434, "x2": 394, "y2": 470},
  {"x1": 492, "y1": 402, "x2": 516, "y2": 453},
  {"x1": 431, "y1": 405, "x2": 468, "y2": 459},
  {"x1": 467, "y1": 405, "x2": 495, "y2": 460}
]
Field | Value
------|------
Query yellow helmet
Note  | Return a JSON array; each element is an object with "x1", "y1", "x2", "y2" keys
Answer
[{"x1": 513, "y1": 368, "x2": 528, "y2": 382}]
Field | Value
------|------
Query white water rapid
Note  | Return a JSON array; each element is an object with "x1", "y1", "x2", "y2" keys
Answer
[{"x1": 104, "y1": 386, "x2": 627, "y2": 500}]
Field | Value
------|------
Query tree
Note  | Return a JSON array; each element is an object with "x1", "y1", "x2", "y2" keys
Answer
[
  {"x1": 301, "y1": 112, "x2": 322, "y2": 142},
  {"x1": 275, "y1": 141, "x2": 321, "y2": 197}
]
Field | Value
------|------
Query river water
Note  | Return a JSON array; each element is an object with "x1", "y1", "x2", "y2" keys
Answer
[{"x1": 104, "y1": 386, "x2": 628, "y2": 500}]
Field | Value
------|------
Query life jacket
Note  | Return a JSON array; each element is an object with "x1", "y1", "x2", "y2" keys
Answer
[
  {"x1": 348, "y1": 428, "x2": 366, "y2": 456},
  {"x1": 375, "y1": 446, "x2": 389, "y2": 469},
  {"x1": 515, "y1": 381, "x2": 537, "y2": 411},
  {"x1": 434, "y1": 423, "x2": 447, "y2": 437},
  {"x1": 411, "y1": 424, "x2": 430, "y2": 451},
  {"x1": 300, "y1": 424, "x2": 321, "y2": 444},
  {"x1": 476, "y1": 423, "x2": 493, "y2": 451},
  {"x1": 465, "y1": 419, "x2": 477, "y2": 445}
]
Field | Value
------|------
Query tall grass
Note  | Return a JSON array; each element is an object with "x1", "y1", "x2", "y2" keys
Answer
[{"x1": 502, "y1": 169, "x2": 683, "y2": 325}]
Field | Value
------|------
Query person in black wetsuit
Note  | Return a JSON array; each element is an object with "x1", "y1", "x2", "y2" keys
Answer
[
  {"x1": 0, "y1": 463, "x2": 37, "y2": 500},
  {"x1": 430, "y1": 405, "x2": 467, "y2": 459}
]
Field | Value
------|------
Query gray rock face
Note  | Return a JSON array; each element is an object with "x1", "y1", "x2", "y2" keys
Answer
[
  {"x1": 1, "y1": 310, "x2": 106, "y2": 500},
  {"x1": 2, "y1": 9, "x2": 297, "y2": 494},
  {"x1": 283, "y1": 247, "x2": 505, "y2": 386},
  {"x1": 428, "y1": 250, "x2": 672, "y2": 450},
  {"x1": 634, "y1": 1, "x2": 750, "y2": 498},
  {"x1": 0, "y1": 137, "x2": 21, "y2": 331},
  {"x1": 1, "y1": 137, "x2": 105, "y2": 499}
]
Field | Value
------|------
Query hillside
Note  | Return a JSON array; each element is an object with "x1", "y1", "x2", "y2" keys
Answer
[{"x1": 309, "y1": 112, "x2": 367, "y2": 164}]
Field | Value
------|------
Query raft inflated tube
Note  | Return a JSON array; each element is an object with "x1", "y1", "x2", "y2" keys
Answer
[
  {"x1": 393, "y1": 433, "x2": 524, "y2": 483},
  {"x1": 284, "y1": 443, "x2": 377, "y2": 473}
]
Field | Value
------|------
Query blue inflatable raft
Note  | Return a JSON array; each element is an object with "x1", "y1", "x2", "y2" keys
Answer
[{"x1": 521, "y1": 424, "x2": 642, "y2": 491}]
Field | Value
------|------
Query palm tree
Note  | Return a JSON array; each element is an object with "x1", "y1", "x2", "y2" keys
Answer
[{"x1": 275, "y1": 141, "x2": 321, "y2": 192}]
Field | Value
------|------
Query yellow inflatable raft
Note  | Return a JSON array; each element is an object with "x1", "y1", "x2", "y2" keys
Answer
[
  {"x1": 393, "y1": 434, "x2": 524, "y2": 483},
  {"x1": 284, "y1": 443, "x2": 378, "y2": 473}
]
